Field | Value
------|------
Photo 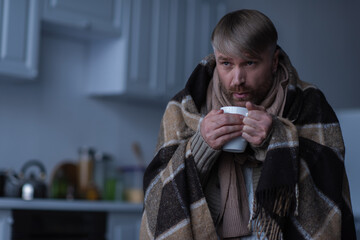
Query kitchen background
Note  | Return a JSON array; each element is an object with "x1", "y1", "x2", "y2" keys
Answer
[{"x1": 0, "y1": 0, "x2": 359, "y2": 238}]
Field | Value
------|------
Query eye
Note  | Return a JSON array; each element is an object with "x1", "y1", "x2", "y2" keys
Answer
[
  {"x1": 222, "y1": 61, "x2": 231, "y2": 66},
  {"x1": 247, "y1": 61, "x2": 255, "y2": 66}
]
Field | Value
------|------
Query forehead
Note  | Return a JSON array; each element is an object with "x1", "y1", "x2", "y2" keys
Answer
[
  {"x1": 215, "y1": 50, "x2": 260, "y2": 62},
  {"x1": 215, "y1": 45, "x2": 276, "y2": 62}
]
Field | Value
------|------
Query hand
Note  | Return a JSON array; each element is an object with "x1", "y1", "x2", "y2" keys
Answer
[
  {"x1": 242, "y1": 102, "x2": 273, "y2": 146},
  {"x1": 200, "y1": 109, "x2": 244, "y2": 150}
]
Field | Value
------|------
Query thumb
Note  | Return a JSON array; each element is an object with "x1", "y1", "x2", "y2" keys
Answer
[
  {"x1": 246, "y1": 101, "x2": 265, "y2": 111},
  {"x1": 207, "y1": 109, "x2": 224, "y2": 116}
]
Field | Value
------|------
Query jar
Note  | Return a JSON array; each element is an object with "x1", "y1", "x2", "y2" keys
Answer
[
  {"x1": 104, "y1": 164, "x2": 124, "y2": 201},
  {"x1": 120, "y1": 165, "x2": 145, "y2": 203}
]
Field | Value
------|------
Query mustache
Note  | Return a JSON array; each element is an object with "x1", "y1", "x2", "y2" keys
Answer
[{"x1": 228, "y1": 87, "x2": 251, "y2": 93}]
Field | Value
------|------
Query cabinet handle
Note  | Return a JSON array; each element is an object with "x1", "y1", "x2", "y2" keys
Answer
[{"x1": 46, "y1": 18, "x2": 91, "y2": 29}]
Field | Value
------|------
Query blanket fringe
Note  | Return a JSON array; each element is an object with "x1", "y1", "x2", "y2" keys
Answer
[
  {"x1": 256, "y1": 185, "x2": 296, "y2": 217},
  {"x1": 254, "y1": 208, "x2": 283, "y2": 240},
  {"x1": 253, "y1": 185, "x2": 298, "y2": 240},
  {"x1": 294, "y1": 183, "x2": 299, "y2": 216}
]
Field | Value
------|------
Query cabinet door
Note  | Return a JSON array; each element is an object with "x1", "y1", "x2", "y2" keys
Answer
[
  {"x1": 160, "y1": 0, "x2": 186, "y2": 100},
  {"x1": 88, "y1": 0, "x2": 176, "y2": 100},
  {"x1": 86, "y1": 0, "x2": 162, "y2": 99},
  {"x1": 42, "y1": 0, "x2": 122, "y2": 39},
  {"x1": 107, "y1": 212, "x2": 142, "y2": 240},
  {"x1": 86, "y1": 0, "x2": 226, "y2": 102},
  {"x1": 144, "y1": 0, "x2": 227, "y2": 101},
  {"x1": 0, "y1": 210, "x2": 12, "y2": 240},
  {"x1": 0, "y1": 0, "x2": 40, "y2": 80},
  {"x1": 86, "y1": 0, "x2": 131, "y2": 96},
  {"x1": 182, "y1": 0, "x2": 227, "y2": 85},
  {"x1": 124, "y1": 0, "x2": 161, "y2": 98}
]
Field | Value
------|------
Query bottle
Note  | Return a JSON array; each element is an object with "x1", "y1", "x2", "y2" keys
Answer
[
  {"x1": 93, "y1": 152, "x2": 112, "y2": 199},
  {"x1": 104, "y1": 165, "x2": 117, "y2": 201},
  {"x1": 50, "y1": 169, "x2": 68, "y2": 199},
  {"x1": 77, "y1": 147, "x2": 96, "y2": 199}
]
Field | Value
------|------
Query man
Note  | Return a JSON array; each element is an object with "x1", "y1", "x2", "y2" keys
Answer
[{"x1": 140, "y1": 9, "x2": 356, "y2": 240}]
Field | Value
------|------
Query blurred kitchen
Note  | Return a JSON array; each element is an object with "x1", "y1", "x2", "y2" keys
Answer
[{"x1": 0, "y1": 0, "x2": 359, "y2": 239}]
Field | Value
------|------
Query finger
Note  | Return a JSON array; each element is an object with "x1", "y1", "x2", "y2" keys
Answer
[
  {"x1": 205, "y1": 125, "x2": 243, "y2": 149},
  {"x1": 202, "y1": 116, "x2": 243, "y2": 137},
  {"x1": 242, "y1": 116, "x2": 269, "y2": 145},
  {"x1": 212, "y1": 113, "x2": 244, "y2": 128},
  {"x1": 242, "y1": 132, "x2": 259, "y2": 145},
  {"x1": 206, "y1": 109, "x2": 223, "y2": 117},
  {"x1": 246, "y1": 111, "x2": 264, "y2": 121},
  {"x1": 202, "y1": 112, "x2": 242, "y2": 135},
  {"x1": 242, "y1": 124, "x2": 257, "y2": 137},
  {"x1": 212, "y1": 130, "x2": 244, "y2": 149},
  {"x1": 242, "y1": 130, "x2": 266, "y2": 146},
  {"x1": 208, "y1": 124, "x2": 243, "y2": 140},
  {"x1": 243, "y1": 117, "x2": 270, "y2": 139},
  {"x1": 243, "y1": 116, "x2": 258, "y2": 128}
]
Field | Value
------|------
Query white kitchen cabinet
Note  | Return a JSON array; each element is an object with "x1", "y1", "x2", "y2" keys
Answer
[
  {"x1": 107, "y1": 212, "x2": 141, "y2": 240},
  {"x1": 42, "y1": 0, "x2": 122, "y2": 39},
  {"x1": 0, "y1": 0, "x2": 40, "y2": 80},
  {"x1": 87, "y1": 0, "x2": 227, "y2": 102},
  {"x1": 0, "y1": 210, "x2": 12, "y2": 240},
  {"x1": 86, "y1": 0, "x2": 169, "y2": 100}
]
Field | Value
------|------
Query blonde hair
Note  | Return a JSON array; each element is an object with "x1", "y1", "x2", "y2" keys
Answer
[{"x1": 211, "y1": 9, "x2": 278, "y2": 60}]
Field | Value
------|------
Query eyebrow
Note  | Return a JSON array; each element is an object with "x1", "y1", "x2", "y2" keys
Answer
[
  {"x1": 217, "y1": 55, "x2": 232, "y2": 61},
  {"x1": 216, "y1": 53, "x2": 261, "y2": 62}
]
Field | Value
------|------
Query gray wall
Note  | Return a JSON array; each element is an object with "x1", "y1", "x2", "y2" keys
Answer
[
  {"x1": 227, "y1": 0, "x2": 360, "y2": 110},
  {"x1": 337, "y1": 109, "x2": 360, "y2": 216},
  {"x1": 0, "y1": 33, "x2": 164, "y2": 177}
]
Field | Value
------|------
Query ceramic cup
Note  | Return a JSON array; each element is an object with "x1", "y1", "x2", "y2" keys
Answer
[{"x1": 221, "y1": 106, "x2": 248, "y2": 153}]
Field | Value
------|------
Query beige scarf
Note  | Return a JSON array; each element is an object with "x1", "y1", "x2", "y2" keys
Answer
[{"x1": 206, "y1": 62, "x2": 289, "y2": 239}]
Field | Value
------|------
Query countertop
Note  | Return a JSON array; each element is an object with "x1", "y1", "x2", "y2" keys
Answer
[{"x1": 0, "y1": 197, "x2": 143, "y2": 213}]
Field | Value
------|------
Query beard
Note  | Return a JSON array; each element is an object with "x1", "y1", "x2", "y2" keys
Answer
[
  {"x1": 218, "y1": 77, "x2": 273, "y2": 107},
  {"x1": 219, "y1": 81, "x2": 248, "y2": 107}
]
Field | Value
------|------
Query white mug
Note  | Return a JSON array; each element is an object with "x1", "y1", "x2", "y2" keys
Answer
[{"x1": 221, "y1": 106, "x2": 248, "y2": 153}]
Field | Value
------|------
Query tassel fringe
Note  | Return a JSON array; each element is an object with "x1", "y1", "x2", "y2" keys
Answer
[
  {"x1": 252, "y1": 185, "x2": 299, "y2": 240},
  {"x1": 254, "y1": 208, "x2": 283, "y2": 240}
]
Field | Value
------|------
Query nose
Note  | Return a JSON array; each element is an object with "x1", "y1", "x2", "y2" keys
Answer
[{"x1": 231, "y1": 67, "x2": 245, "y2": 86}]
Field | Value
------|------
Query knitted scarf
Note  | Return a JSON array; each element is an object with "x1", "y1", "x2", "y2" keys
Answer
[
  {"x1": 140, "y1": 48, "x2": 356, "y2": 240},
  {"x1": 206, "y1": 57, "x2": 290, "y2": 238}
]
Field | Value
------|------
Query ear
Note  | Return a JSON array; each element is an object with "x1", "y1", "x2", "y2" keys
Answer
[{"x1": 272, "y1": 49, "x2": 280, "y2": 74}]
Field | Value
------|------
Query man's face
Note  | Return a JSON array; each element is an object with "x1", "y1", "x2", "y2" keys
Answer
[{"x1": 215, "y1": 48, "x2": 279, "y2": 107}]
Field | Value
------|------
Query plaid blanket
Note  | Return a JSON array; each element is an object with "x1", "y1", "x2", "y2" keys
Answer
[{"x1": 140, "y1": 51, "x2": 356, "y2": 240}]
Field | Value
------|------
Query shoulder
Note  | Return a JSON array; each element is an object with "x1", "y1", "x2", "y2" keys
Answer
[
  {"x1": 289, "y1": 79, "x2": 338, "y2": 125},
  {"x1": 170, "y1": 54, "x2": 215, "y2": 111}
]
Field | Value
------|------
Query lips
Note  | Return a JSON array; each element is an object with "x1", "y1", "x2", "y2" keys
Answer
[{"x1": 232, "y1": 92, "x2": 249, "y2": 100}]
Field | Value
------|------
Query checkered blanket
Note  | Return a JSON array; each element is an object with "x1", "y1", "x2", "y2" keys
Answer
[{"x1": 140, "y1": 51, "x2": 356, "y2": 240}]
